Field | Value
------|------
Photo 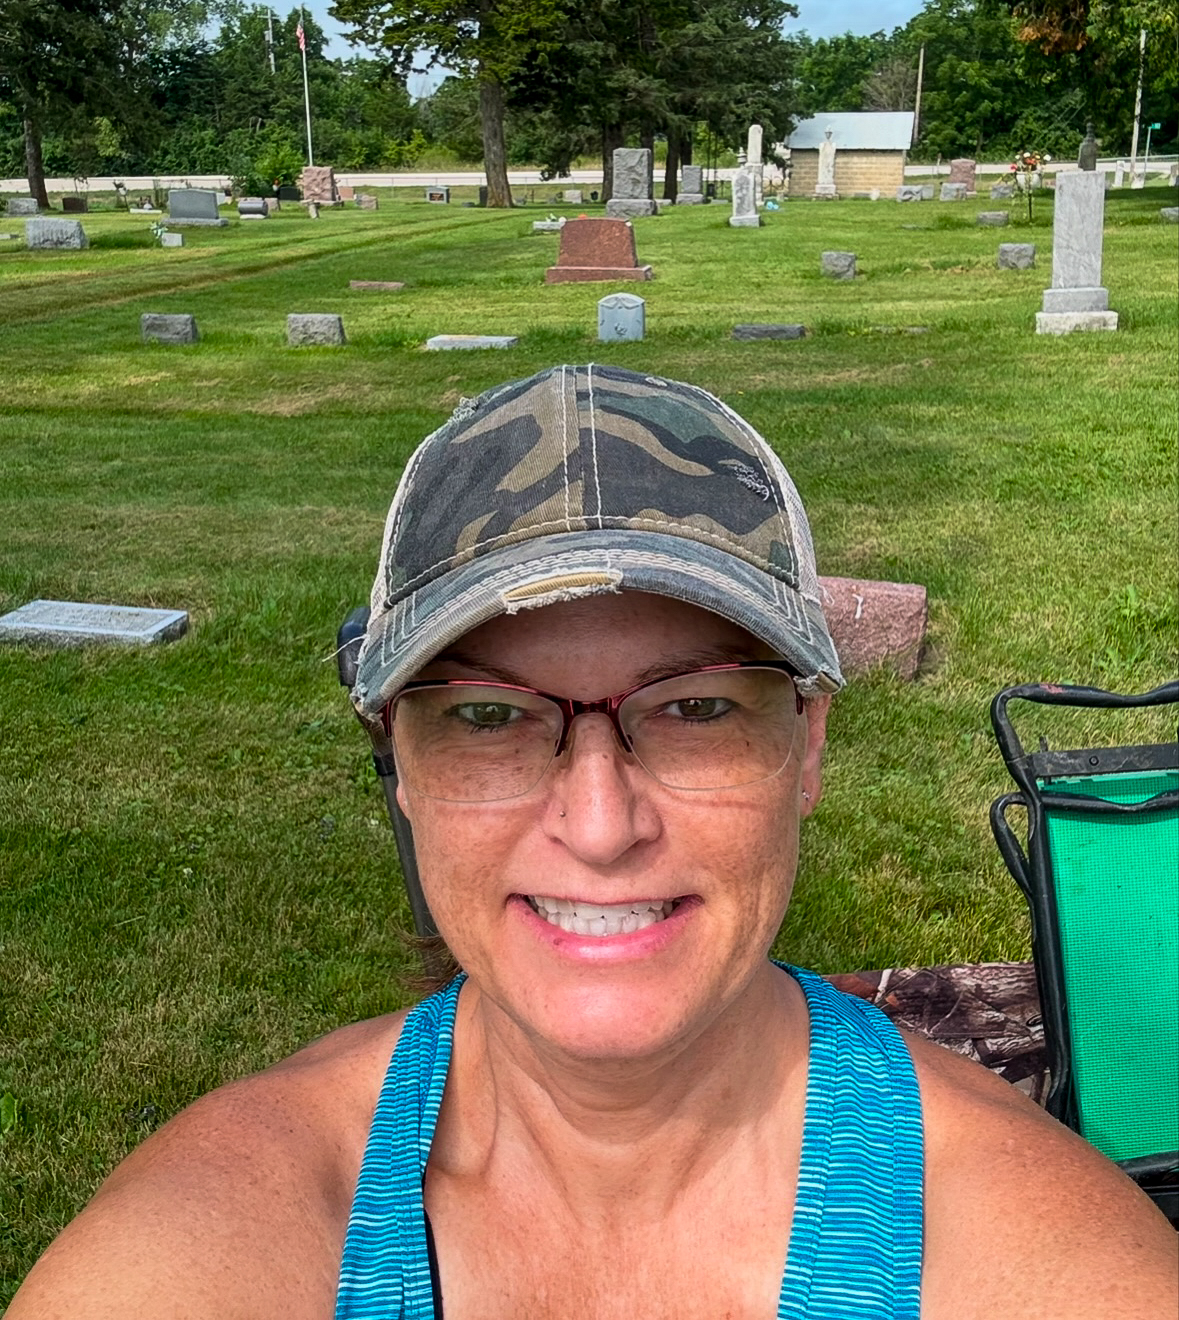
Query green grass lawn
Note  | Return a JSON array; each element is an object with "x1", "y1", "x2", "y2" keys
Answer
[{"x1": 1, "y1": 188, "x2": 1176, "y2": 1296}]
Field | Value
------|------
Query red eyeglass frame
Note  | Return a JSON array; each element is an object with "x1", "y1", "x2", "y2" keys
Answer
[{"x1": 381, "y1": 661, "x2": 804, "y2": 759}]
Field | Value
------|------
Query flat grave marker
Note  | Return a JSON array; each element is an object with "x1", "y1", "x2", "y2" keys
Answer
[
  {"x1": 0, "y1": 600, "x2": 189, "y2": 648},
  {"x1": 425, "y1": 334, "x2": 518, "y2": 351},
  {"x1": 732, "y1": 324, "x2": 807, "y2": 340},
  {"x1": 821, "y1": 250, "x2": 856, "y2": 280}
]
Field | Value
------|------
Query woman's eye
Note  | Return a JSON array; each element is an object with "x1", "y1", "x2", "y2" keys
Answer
[
  {"x1": 669, "y1": 697, "x2": 730, "y2": 720},
  {"x1": 455, "y1": 702, "x2": 517, "y2": 728}
]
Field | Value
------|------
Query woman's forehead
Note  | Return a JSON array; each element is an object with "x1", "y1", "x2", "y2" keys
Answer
[{"x1": 431, "y1": 591, "x2": 774, "y2": 676}]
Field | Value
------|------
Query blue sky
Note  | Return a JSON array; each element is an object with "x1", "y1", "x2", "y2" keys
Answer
[{"x1": 302, "y1": 0, "x2": 928, "y2": 97}]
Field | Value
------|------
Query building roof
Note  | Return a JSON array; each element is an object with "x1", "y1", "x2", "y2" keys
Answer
[{"x1": 785, "y1": 112, "x2": 915, "y2": 152}]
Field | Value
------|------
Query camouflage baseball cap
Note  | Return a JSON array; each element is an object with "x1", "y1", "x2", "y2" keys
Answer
[{"x1": 352, "y1": 364, "x2": 842, "y2": 719}]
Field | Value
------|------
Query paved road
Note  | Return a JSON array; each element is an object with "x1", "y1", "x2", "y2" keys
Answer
[{"x1": 3, "y1": 157, "x2": 1175, "y2": 195}]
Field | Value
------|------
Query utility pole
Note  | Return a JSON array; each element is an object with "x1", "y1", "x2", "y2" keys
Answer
[
  {"x1": 265, "y1": 7, "x2": 275, "y2": 74},
  {"x1": 913, "y1": 44, "x2": 925, "y2": 143},
  {"x1": 1129, "y1": 27, "x2": 1146, "y2": 170}
]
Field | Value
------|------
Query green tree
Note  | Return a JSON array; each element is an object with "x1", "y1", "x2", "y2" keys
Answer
[
  {"x1": 791, "y1": 31, "x2": 893, "y2": 118},
  {"x1": 329, "y1": 0, "x2": 568, "y2": 206}
]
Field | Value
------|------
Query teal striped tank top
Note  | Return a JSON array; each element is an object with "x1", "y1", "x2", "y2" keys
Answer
[{"x1": 335, "y1": 964, "x2": 924, "y2": 1319}]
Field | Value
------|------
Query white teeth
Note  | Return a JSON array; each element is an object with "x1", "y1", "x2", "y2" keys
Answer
[{"x1": 527, "y1": 897, "x2": 678, "y2": 936}]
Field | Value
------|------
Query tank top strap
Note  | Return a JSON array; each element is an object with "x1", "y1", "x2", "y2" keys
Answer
[
  {"x1": 335, "y1": 974, "x2": 465, "y2": 1320},
  {"x1": 777, "y1": 964, "x2": 924, "y2": 1320}
]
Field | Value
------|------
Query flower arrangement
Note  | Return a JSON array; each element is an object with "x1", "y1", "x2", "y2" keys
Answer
[{"x1": 1010, "y1": 149, "x2": 1052, "y2": 220}]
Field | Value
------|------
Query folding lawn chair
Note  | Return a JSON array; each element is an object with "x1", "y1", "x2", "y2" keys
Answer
[{"x1": 989, "y1": 680, "x2": 1179, "y2": 1222}]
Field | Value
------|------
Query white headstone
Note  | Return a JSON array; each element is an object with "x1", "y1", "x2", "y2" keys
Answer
[
  {"x1": 815, "y1": 130, "x2": 837, "y2": 198},
  {"x1": 597, "y1": 292, "x2": 646, "y2": 342},
  {"x1": 425, "y1": 334, "x2": 518, "y2": 351},
  {"x1": 1113, "y1": 160, "x2": 1127, "y2": 187},
  {"x1": 1130, "y1": 165, "x2": 1146, "y2": 189},
  {"x1": 0, "y1": 599, "x2": 188, "y2": 647},
  {"x1": 747, "y1": 124, "x2": 764, "y2": 205},
  {"x1": 25, "y1": 218, "x2": 88, "y2": 250},
  {"x1": 1036, "y1": 170, "x2": 1117, "y2": 334},
  {"x1": 729, "y1": 168, "x2": 760, "y2": 227}
]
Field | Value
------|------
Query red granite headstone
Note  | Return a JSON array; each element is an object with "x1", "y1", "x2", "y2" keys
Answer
[
  {"x1": 544, "y1": 217, "x2": 652, "y2": 283},
  {"x1": 818, "y1": 576, "x2": 928, "y2": 680}
]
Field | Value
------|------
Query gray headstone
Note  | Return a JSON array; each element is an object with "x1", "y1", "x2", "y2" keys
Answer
[
  {"x1": 1037, "y1": 170, "x2": 1116, "y2": 333},
  {"x1": 238, "y1": 197, "x2": 270, "y2": 218},
  {"x1": 998, "y1": 243, "x2": 1036, "y2": 270},
  {"x1": 920, "y1": 184, "x2": 936, "y2": 200},
  {"x1": 597, "y1": 292, "x2": 646, "y2": 342},
  {"x1": 820, "y1": 250, "x2": 856, "y2": 280},
  {"x1": 1077, "y1": 123, "x2": 1099, "y2": 171},
  {"x1": 562, "y1": 189, "x2": 583, "y2": 204},
  {"x1": 976, "y1": 211, "x2": 1010, "y2": 227},
  {"x1": 7, "y1": 197, "x2": 40, "y2": 216},
  {"x1": 0, "y1": 599, "x2": 188, "y2": 648},
  {"x1": 287, "y1": 313, "x2": 346, "y2": 346},
  {"x1": 990, "y1": 182, "x2": 1015, "y2": 200},
  {"x1": 896, "y1": 185, "x2": 922, "y2": 202},
  {"x1": 681, "y1": 165, "x2": 703, "y2": 194},
  {"x1": 160, "y1": 231, "x2": 184, "y2": 247},
  {"x1": 1160, "y1": 208, "x2": 1179, "y2": 223},
  {"x1": 532, "y1": 220, "x2": 565, "y2": 232},
  {"x1": 606, "y1": 198, "x2": 657, "y2": 219},
  {"x1": 729, "y1": 167, "x2": 760, "y2": 227},
  {"x1": 25, "y1": 218, "x2": 89, "y2": 250},
  {"x1": 732, "y1": 324, "x2": 807, "y2": 340},
  {"x1": 167, "y1": 188, "x2": 227, "y2": 226},
  {"x1": 677, "y1": 194, "x2": 706, "y2": 205},
  {"x1": 612, "y1": 148, "x2": 653, "y2": 200},
  {"x1": 1113, "y1": 160, "x2": 1127, "y2": 187},
  {"x1": 425, "y1": 334, "x2": 518, "y2": 351},
  {"x1": 141, "y1": 313, "x2": 198, "y2": 344},
  {"x1": 940, "y1": 182, "x2": 967, "y2": 201},
  {"x1": 356, "y1": 193, "x2": 379, "y2": 210},
  {"x1": 426, "y1": 187, "x2": 450, "y2": 204}
]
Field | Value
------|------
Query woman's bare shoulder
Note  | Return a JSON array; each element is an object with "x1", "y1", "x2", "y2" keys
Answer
[
  {"x1": 905, "y1": 1033, "x2": 1177, "y2": 1320},
  {"x1": 7, "y1": 1008, "x2": 412, "y2": 1320}
]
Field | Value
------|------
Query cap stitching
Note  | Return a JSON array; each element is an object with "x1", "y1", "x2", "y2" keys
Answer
[{"x1": 560, "y1": 365, "x2": 572, "y2": 530}]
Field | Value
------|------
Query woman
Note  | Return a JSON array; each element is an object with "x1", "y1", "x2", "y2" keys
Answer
[{"x1": 10, "y1": 366, "x2": 1175, "y2": 1319}]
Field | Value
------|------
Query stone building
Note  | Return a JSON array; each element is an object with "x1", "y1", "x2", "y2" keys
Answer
[{"x1": 783, "y1": 112, "x2": 915, "y2": 198}]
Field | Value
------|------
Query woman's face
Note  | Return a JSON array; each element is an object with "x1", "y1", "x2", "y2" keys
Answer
[{"x1": 396, "y1": 591, "x2": 829, "y2": 1065}]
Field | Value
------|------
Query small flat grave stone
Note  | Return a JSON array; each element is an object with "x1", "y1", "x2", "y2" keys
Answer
[
  {"x1": 26, "y1": 218, "x2": 88, "y2": 250},
  {"x1": 940, "y1": 182, "x2": 967, "y2": 201},
  {"x1": 998, "y1": 243, "x2": 1035, "y2": 270},
  {"x1": 339, "y1": 185, "x2": 356, "y2": 201},
  {"x1": 920, "y1": 184, "x2": 935, "y2": 200},
  {"x1": 597, "y1": 292, "x2": 645, "y2": 342},
  {"x1": 532, "y1": 219, "x2": 564, "y2": 233},
  {"x1": 349, "y1": 280, "x2": 405, "y2": 291},
  {"x1": 7, "y1": 197, "x2": 40, "y2": 215},
  {"x1": 820, "y1": 250, "x2": 856, "y2": 280},
  {"x1": 142, "y1": 313, "x2": 198, "y2": 344},
  {"x1": 990, "y1": 182, "x2": 1015, "y2": 200},
  {"x1": 426, "y1": 187, "x2": 450, "y2": 204},
  {"x1": 1161, "y1": 208, "x2": 1179, "y2": 223},
  {"x1": 0, "y1": 599, "x2": 189, "y2": 649},
  {"x1": 732, "y1": 324, "x2": 807, "y2": 340},
  {"x1": 160, "y1": 232, "x2": 184, "y2": 248},
  {"x1": 818, "y1": 577, "x2": 927, "y2": 681},
  {"x1": 0, "y1": 232, "x2": 15, "y2": 241},
  {"x1": 425, "y1": 334, "x2": 518, "y2": 351},
  {"x1": 976, "y1": 211, "x2": 1010, "y2": 227},
  {"x1": 288, "y1": 314, "x2": 346, "y2": 346},
  {"x1": 356, "y1": 193, "x2": 379, "y2": 210},
  {"x1": 870, "y1": 325, "x2": 930, "y2": 335},
  {"x1": 562, "y1": 189, "x2": 583, "y2": 204}
]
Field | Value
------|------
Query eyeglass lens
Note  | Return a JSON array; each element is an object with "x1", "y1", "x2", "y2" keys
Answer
[{"x1": 390, "y1": 667, "x2": 800, "y2": 802}]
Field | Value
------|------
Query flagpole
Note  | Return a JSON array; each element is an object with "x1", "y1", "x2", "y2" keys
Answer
[{"x1": 299, "y1": 6, "x2": 314, "y2": 166}]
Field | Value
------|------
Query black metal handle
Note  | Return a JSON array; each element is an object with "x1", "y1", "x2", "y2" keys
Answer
[{"x1": 990, "y1": 792, "x2": 1032, "y2": 898}]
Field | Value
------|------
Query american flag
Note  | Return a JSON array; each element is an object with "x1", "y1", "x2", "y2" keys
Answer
[{"x1": 296, "y1": 18, "x2": 306, "y2": 51}]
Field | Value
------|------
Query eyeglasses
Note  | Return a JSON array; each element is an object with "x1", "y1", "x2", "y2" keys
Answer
[{"x1": 382, "y1": 662, "x2": 804, "y2": 803}]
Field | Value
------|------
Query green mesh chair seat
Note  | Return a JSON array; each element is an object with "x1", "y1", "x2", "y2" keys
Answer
[{"x1": 990, "y1": 681, "x2": 1179, "y2": 1217}]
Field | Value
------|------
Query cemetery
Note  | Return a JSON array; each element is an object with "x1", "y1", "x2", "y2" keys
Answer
[{"x1": 0, "y1": 161, "x2": 1176, "y2": 1287}]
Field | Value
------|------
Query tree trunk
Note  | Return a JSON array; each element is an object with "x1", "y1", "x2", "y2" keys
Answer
[
  {"x1": 24, "y1": 117, "x2": 50, "y2": 209},
  {"x1": 663, "y1": 128, "x2": 680, "y2": 202},
  {"x1": 601, "y1": 122, "x2": 624, "y2": 201},
  {"x1": 478, "y1": 74, "x2": 512, "y2": 208}
]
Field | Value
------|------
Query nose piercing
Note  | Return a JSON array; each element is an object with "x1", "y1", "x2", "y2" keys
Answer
[{"x1": 559, "y1": 810, "x2": 566, "y2": 818}]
